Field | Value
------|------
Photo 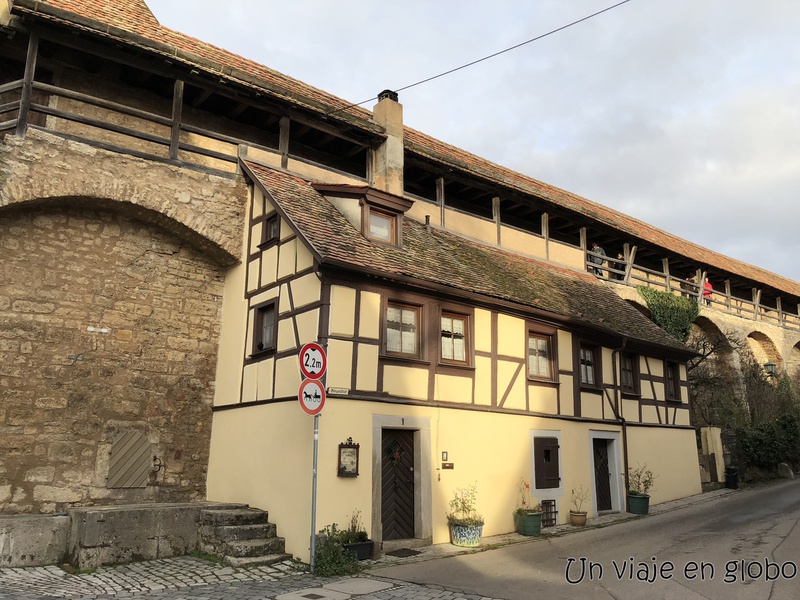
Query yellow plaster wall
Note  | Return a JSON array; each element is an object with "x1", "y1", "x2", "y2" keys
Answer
[
  {"x1": 274, "y1": 356, "x2": 301, "y2": 398},
  {"x1": 529, "y1": 385, "x2": 558, "y2": 414},
  {"x1": 277, "y1": 239, "x2": 297, "y2": 279},
  {"x1": 406, "y1": 200, "x2": 439, "y2": 225},
  {"x1": 474, "y1": 309, "x2": 492, "y2": 353},
  {"x1": 444, "y1": 209, "x2": 496, "y2": 245},
  {"x1": 497, "y1": 315, "x2": 525, "y2": 358},
  {"x1": 244, "y1": 147, "x2": 282, "y2": 171},
  {"x1": 260, "y1": 245, "x2": 278, "y2": 285},
  {"x1": 560, "y1": 376, "x2": 575, "y2": 416},
  {"x1": 358, "y1": 292, "x2": 381, "y2": 339},
  {"x1": 327, "y1": 339, "x2": 353, "y2": 389},
  {"x1": 287, "y1": 158, "x2": 363, "y2": 184},
  {"x1": 295, "y1": 309, "x2": 320, "y2": 346},
  {"x1": 213, "y1": 264, "x2": 247, "y2": 407},
  {"x1": 297, "y1": 242, "x2": 314, "y2": 272},
  {"x1": 330, "y1": 286, "x2": 356, "y2": 337},
  {"x1": 277, "y1": 316, "x2": 297, "y2": 352},
  {"x1": 291, "y1": 274, "x2": 321, "y2": 309},
  {"x1": 355, "y1": 344, "x2": 379, "y2": 392},
  {"x1": 648, "y1": 357, "x2": 664, "y2": 377},
  {"x1": 641, "y1": 404, "x2": 660, "y2": 424},
  {"x1": 383, "y1": 365, "x2": 429, "y2": 400},
  {"x1": 241, "y1": 363, "x2": 257, "y2": 403},
  {"x1": 548, "y1": 241, "x2": 584, "y2": 270},
  {"x1": 497, "y1": 360, "x2": 525, "y2": 410},
  {"x1": 247, "y1": 260, "x2": 260, "y2": 293},
  {"x1": 622, "y1": 399, "x2": 640, "y2": 422},
  {"x1": 627, "y1": 426, "x2": 702, "y2": 503},
  {"x1": 435, "y1": 373, "x2": 473, "y2": 404},
  {"x1": 557, "y1": 330, "x2": 573, "y2": 370},
  {"x1": 474, "y1": 355, "x2": 492, "y2": 406},
  {"x1": 256, "y1": 357, "x2": 274, "y2": 401},
  {"x1": 500, "y1": 226, "x2": 546, "y2": 259},
  {"x1": 581, "y1": 393, "x2": 604, "y2": 419},
  {"x1": 207, "y1": 398, "x2": 700, "y2": 563},
  {"x1": 249, "y1": 222, "x2": 262, "y2": 254}
]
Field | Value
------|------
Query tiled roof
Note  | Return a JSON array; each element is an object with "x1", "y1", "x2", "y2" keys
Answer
[
  {"x1": 11, "y1": 0, "x2": 799, "y2": 297},
  {"x1": 243, "y1": 161, "x2": 691, "y2": 355}
]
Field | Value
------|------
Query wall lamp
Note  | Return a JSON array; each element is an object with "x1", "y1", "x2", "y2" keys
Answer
[{"x1": 764, "y1": 362, "x2": 777, "y2": 377}]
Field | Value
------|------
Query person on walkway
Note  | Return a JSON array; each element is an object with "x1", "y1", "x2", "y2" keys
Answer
[
  {"x1": 589, "y1": 242, "x2": 606, "y2": 277},
  {"x1": 703, "y1": 278, "x2": 713, "y2": 305},
  {"x1": 612, "y1": 252, "x2": 625, "y2": 280}
]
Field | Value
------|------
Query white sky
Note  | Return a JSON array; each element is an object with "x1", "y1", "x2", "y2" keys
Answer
[{"x1": 146, "y1": 0, "x2": 800, "y2": 282}]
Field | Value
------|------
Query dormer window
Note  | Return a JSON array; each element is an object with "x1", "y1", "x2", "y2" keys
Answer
[
  {"x1": 311, "y1": 183, "x2": 413, "y2": 249},
  {"x1": 368, "y1": 208, "x2": 396, "y2": 243}
]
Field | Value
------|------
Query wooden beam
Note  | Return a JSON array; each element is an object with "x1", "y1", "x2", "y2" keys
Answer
[
  {"x1": 170, "y1": 79, "x2": 184, "y2": 160},
  {"x1": 777, "y1": 297, "x2": 784, "y2": 326},
  {"x1": 16, "y1": 33, "x2": 38, "y2": 137},
  {"x1": 624, "y1": 246, "x2": 637, "y2": 283},
  {"x1": 492, "y1": 196, "x2": 501, "y2": 245},
  {"x1": 279, "y1": 116, "x2": 290, "y2": 169},
  {"x1": 542, "y1": 213, "x2": 550, "y2": 260},
  {"x1": 191, "y1": 88, "x2": 213, "y2": 108},
  {"x1": 725, "y1": 280, "x2": 732, "y2": 310},
  {"x1": 662, "y1": 258, "x2": 671, "y2": 292},
  {"x1": 752, "y1": 288, "x2": 761, "y2": 319},
  {"x1": 437, "y1": 177, "x2": 445, "y2": 226}
]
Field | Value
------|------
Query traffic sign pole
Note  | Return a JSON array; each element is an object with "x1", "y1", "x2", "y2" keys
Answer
[{"x1": 298, "y1": 342, "x2": 327, "y2": 573}]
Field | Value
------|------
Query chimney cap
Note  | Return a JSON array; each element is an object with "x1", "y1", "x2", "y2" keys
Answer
[{"x1": 378, "y1": 89, "x2": 399, "y2": 102}]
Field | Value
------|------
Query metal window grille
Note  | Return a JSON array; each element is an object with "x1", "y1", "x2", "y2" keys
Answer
[{"x1": 541, "y1": 499, "x2": 557, "y2": 527}]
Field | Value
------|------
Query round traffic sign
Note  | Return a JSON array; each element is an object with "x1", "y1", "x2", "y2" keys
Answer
[
  {"x1": 299, "y1": 342, "x2": 327, "y2": 380},
  {"x1": 298, "y1": 378, "x2": 326, "y2": 415}
]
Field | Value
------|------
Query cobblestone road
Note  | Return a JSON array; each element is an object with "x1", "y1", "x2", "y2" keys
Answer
[{"x1": 0, "y1": 556, "x2": 502, "y2": 600}]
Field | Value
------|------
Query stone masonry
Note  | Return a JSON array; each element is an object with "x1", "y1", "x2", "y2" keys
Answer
[{"x1": 0, "y1": 132, "x2": 249, "y2": 514}]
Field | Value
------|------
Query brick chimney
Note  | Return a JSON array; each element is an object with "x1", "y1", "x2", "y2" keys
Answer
[{"x1": 372, "y1": 90, "x2": 404, "y2": 196}]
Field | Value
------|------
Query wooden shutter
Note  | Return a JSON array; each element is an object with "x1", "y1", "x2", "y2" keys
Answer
[
  {"x1": 107, "y1": 431, "x2": 151, "y2": 489},
  {"x1": 534, "y1": 437, "x2": 561, "y2": 489}
]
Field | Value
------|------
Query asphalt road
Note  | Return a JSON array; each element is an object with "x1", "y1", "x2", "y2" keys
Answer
[{"x1": 369, "y1": 479, "x2": 800, "y2": 600}]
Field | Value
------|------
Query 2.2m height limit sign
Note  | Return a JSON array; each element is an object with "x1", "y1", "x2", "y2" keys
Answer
[{"x1": 298, "y1": 343, "x2": 327, "y2": 415}]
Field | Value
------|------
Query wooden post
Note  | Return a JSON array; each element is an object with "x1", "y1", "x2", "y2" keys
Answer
[
  {"x1": 777, "y1": 297, "x2": 783, "y2": 326},
  {"x1": 624, "y1": 246, "x2": 636, "y2": 284},
  {"x1": 662, "y1": 258, "x2": 671, "y2": 292},
  {"x1": 542, "y1": 213, "x2": 550, "y2": 260},
  {"x1": 169, "y1": 79, "x2": 184, "y2": 160},
  {"x1": 580, "y1": 228, "x2": 587, "y2": 272},
  {"x1": 436, "y1": 176, "x2": 445, "y2": 227},
  {"x1": 16, "y1": 33, "x2": 39, "y2": 137},
  {"x1": 492, "y1": 196, "x2": 501, "y2": 245},
  {"x1": 279, "y1": 116, "x2": 290, "y2": 169},
  {"x1": 724, "y1": 280, "x2": 732, "y2": 311},
  {"x1": 752, "y1": 288, "x2": 761, "y2": 320}
]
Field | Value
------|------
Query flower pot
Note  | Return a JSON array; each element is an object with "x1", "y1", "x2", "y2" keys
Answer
[
  {"x1": 569, "y1": 511, "x2": 587, "y2": 527},
  {"x1": 449, "y1": 523, "x2": 483, "y2": 547},
  {"x1": 342, "y1": 540, "x2": 374, "y2": 560},
  {"x1": 628, "y1": 493, "x2": 650, "y2": 515},
  {"x1": 514, "y1": 511, "x2": 542, "y2": 536}
]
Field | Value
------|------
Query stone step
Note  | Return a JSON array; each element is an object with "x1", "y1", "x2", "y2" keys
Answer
[
  {"x1": 201, "y1": 508, "x2": 269, "y2": 526},
  {"x1": 223, "y1": 553, "x2": 293, "y2": 568},
  {"x1": 219, "y1": 537, "x2": 286, "y2": 558},
  {"x1": 210, "y1": 523, "x2": 277, "y2": 542}
]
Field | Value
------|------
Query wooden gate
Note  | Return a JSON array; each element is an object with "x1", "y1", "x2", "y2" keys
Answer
[
  {"x1": 593, "y1": 438, "x2": 613, "y2": 511},
  {"x1": 381, "y1": 429, "x2": 415, "y2": 540}
]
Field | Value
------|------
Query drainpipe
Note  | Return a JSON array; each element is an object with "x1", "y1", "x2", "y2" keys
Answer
[{"x1": 610, "y1": 338, "x2": 630, "y2": 513}]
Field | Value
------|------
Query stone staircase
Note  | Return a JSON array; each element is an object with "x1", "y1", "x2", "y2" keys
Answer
[{"x1": 198, "y1": 506, "x2": 291, "y2": 567}]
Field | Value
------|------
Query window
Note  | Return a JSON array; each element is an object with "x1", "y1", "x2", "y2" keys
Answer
[
  {"x1": 665, "y1": 361, "x2": 681, "y2": 401},
  {"x1": 253, "y1": 301, "x2": 276, "y2": 354},
  {"x1": 441, "y1": 313, "x2": 468, "y2": 363},
  {"x1": 261, "y1": 213, "x2": 279, "y2": 246},
  {"x1": 386, "y1": 303, "x2": 420, "y2": 357},
  {"x1": 368, "y1": 209, "x2": 395, "y2": 243},
  {"x1": 620, "y1": 352, "x2": 639, "y2": 395},
  {"x1": 528, "y1": 334, "x2": 553, "y2": 379},
  {"x1": 579, "y1": 344, "x2": 599, "y2": 387}
]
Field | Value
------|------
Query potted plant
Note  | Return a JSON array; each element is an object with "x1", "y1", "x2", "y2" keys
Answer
[
  {"x1": 338, "y1": 510, "x2": 374, "y2": 560},
  {"x1": 514, "y1": 478, "x2": 542, "y2": 536},
  {"x1": 446, "y1": 483, "x2": 484, "y2": 547},
  {"x1": 627, "y1": 463, "x2": 656, "y2": 515},
  {"x1": 569, "y1": 485, "x2": 590, "y2": 526}
]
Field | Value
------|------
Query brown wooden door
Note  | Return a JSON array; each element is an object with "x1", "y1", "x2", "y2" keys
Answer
[
  {"x1": 593, "y1": 438, "x2": 613, "y2": 511},
  {"x1": 381, "y1": 429, "x2": 415, "y2": 540}
]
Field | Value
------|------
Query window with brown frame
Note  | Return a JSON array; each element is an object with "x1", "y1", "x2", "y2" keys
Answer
[
  {"x1": 367, "y1": 208, "x2": 396, "y2": 244},
  {"x1": 579, "y1": 344, "x2": 600, "y2": 387},
  {"x1": 527, "y1": 333, "x2": 553, "y2": 380},
  {"x1": 386, "y1": 302, "x2": 420, "y2": 358},
  {"x1": 665, "y1": 361, "x2": 681, "y2": 401},
  {"x1": 441, "y1": 312, "x2": 468, "y2": 364},
  {"x1": 261, "y1": 213, "x2": 280, "y2": 247},
  {"x1": 252, "y1": 301, "x2": 277, "y2": 354},
  {"x1": 620, "y1": 352, "x2": 639, "y2": 395}
]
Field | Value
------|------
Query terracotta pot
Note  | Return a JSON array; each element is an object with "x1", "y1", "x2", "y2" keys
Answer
[{"x1": 569, "y1": 511, "x2": 587, "y2": 526}]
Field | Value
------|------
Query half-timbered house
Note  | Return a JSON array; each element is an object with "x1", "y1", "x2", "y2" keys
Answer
[{"x1": 7, "y1": 0, "x2": 799, "y2": 565}]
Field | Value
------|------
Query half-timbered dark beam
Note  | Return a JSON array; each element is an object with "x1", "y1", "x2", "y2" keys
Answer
[{"x1": 15, "y1": 32, "x2": 38, "y2": 136}]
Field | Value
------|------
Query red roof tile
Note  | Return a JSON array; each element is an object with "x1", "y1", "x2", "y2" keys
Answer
[
  {"x1": 11, "y1": 0, "x2": 799, "y2": 297},
  {"x1": 243, "y1": 161, "x2": 691, "y2": 355}
]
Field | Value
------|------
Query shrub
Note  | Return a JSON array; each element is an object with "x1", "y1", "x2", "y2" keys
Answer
[{"x1": 313, "y1": 523, "x2": 361, "y2": 576}]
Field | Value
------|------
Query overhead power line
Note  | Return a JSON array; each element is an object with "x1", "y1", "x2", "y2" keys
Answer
[{"x1": 328, "y1": 0, "x2": 634, "y2": 116}]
